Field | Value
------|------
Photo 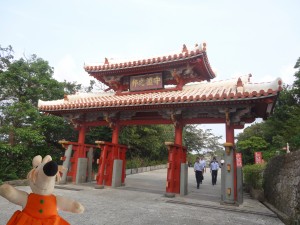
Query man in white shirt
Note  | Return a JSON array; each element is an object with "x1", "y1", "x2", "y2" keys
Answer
[
  {"x1": 194, "y1": 157, "x2": 204, "y2": 189},
  {"x1": 210, "y1": 157, "x2": 219, "y2": 185}
]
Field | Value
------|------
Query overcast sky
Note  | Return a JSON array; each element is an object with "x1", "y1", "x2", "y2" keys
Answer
[{"x1": 1, "y1": 0, "x2": 299, "y2": 142}]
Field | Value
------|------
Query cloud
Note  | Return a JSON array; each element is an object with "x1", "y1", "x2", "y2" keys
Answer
[
  {"x1": 53, "y1": 54, "x2": 91, "y2": 86},
  {"x1": 251, "y1": 64, "x2": 296, "y2": 85},
  {"x1": 279, "y1": 64, "x2": 296, "y2": 86}
]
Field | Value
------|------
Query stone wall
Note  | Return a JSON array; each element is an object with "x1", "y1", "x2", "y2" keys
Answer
[{"x1": 263, "y1": 150, "x2": 300, "y2": 223}]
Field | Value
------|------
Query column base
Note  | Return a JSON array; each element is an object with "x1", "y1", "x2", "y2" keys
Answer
[
  {"x1": 165, "y1": 192, "x2": 176, "y2": 198},
  {"x1": 94, "y1": 184, "x2": 104, "y2": 189},
  {"x1": 220, "y1": 200, "x2": 239, "y2": 207}
]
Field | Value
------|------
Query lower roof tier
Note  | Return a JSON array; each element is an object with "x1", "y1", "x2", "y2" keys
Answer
[{"x1": 38, "y1": 75, "x2": 282, "y2": 126}]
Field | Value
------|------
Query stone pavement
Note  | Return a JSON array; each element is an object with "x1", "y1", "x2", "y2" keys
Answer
[{"x1": 0, "y1": 168, "x2": 284, "y2": 225}]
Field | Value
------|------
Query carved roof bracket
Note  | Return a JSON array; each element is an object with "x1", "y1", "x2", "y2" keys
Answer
[
  {"x1": 218, "y1": 108, "x2": 236, "y2": 126},
  {"x1": 103, "y1": 75, "x2": 122, "y2": 83},
  {"x1": 231, "y1": 106, "x2": 252, "y2": 123},
  {"x1": 171, "y1": 69, "x2": 181, "y2": 84},
  {"x1": 103, "y1": 112, "x2": 118, "y2": 128},
  {"x1": 170, "y1": 109, "x2": 182, "y2": 126},
  {"x1": 63, "y1": 113, "x2": 83, "y2": 128},
  {"x1": 182, "y1": 64, "x2": 195, "y2": 77}
]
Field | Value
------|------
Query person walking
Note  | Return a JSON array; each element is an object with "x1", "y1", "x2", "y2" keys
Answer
[
  {"x1": 199, "y1": 155, "x2": 206, "y2": 184},
  {"x1": 194, "y1": 157, "x2": 204, "y2": 189},
  {"x1": 210, "y1": 157, "x2": 219, "y2": 185},
  {"x1": 220, "y1": 159, "x2": 225, "y2": 167}
]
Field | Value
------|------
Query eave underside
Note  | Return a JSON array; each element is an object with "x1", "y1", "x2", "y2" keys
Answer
[{"x1": 42, "y1": 97, "x2": 276, "y2": 128}]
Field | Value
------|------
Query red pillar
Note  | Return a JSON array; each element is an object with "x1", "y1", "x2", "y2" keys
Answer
[
  {"x1": 97, "y1": 144, "x2": 108, "y2": 186},
  {"x1": 166, "y1": 123, "x2": 185, "y2": 196},
  {"x1": 78, "y1": 126, "x2": 87, "y2": 157},
  {"x1": 70, "y1": 126, "x2": 87, "y2": 182},
  {"x1": 112, "y1": 123, "x2": 120, "y2": 144},
  {"x1": 174, "y1": 123, "x2": 183, "y2": 145},
  {"x1": 226, "y1": 125, "x2": 234, "y2": 143}
]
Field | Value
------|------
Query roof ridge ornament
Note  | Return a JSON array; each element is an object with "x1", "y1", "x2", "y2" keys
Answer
[
  {"x1": 182, "y1": 44, "x2": 188, "y2": 53},
  {"x1": 236, "y1": 77, "x2": 244, "y2": 93}
]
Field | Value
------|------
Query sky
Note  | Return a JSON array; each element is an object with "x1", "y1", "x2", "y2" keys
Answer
[{"x1": 1, "y1": 0, "x2": 300, "y2": 143}]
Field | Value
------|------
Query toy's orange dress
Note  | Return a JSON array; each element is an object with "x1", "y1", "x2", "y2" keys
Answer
[{"x1": 6, "y1": 193, "x2": 69, "y2": 225}]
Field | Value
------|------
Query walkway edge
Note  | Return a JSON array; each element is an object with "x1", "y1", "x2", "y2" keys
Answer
[{"x1": 262, "y1": 201, "x2": 290, "y2": 224}]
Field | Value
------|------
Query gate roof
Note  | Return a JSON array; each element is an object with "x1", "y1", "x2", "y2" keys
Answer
[
  {"x1": 84, "y1": 43, "x2": 215, "y2": 92},
  {"x1": 38, "y1": 74, "x2": 282, "y2": 127}
]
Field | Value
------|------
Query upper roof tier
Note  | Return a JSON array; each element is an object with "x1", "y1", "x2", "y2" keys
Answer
[{"x1": 84, "y1": 43, "x2": 216, "y2": 93}]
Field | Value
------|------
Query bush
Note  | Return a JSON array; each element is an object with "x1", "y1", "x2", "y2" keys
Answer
[
  {"x1": 0, "y1": 144, "x2": 31, "y2": 181},
  {"x1": 243, "y1": 163, "x2": 266, "y2": 190},
  {"x1": 126, "y1": 157, "x2": 143, "y2": 169}
]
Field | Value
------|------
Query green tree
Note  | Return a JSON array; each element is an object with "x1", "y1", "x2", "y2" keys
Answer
[
  {"x1": 0, "y1": 45, "x2": 80, "y2": 180},
  {"x1": 293, "y1": 57, "x2": 300, "y2": 104},
  {"x1": 183, "y1": 125, "x2": 223, "y2": 154},
  {"x1": 236, "y1": 57, "x2": 300, "y2": 164},
  {"x1": 0, "y1": 45, "x2": 13, "y2": 71},
  {"x1": 119, "y1": 125, "x2": 173, "y2": 162},
  {"x1": 236, "y1": 136, "x2": 268, "y2": 165}
]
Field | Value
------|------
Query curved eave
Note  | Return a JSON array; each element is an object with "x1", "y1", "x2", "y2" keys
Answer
[
  {"x1": 39, "y1": 94, "x2": 278, "y2": 115},
  {"x1": 85, "y1": 50, "x2": 216, "y2": 80}
]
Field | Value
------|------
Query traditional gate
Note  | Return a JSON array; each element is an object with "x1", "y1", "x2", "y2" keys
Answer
[{"x1": 38, "y1": 43, "x2": 282, "y2": 204}]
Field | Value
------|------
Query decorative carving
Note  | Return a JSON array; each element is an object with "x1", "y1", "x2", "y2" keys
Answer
[
  {"x1": 225, "y1": 108, "x2": 230, "y2": 126},
  {"x1": 63, "y1": 113, "x2": 82, "y2": 128},
  {"x1": 108, "y1": 80, "x2": 121, "y2": 90},
  {"x1": 171, "y1": 69, "x2": 180, "y2": 83},
  {"x1": 64, "y1": 94, "x2": 69, "y2": 101},
  {"x1": 203, "y1": 42, "x2": 207, "y2": 51},
  {"x1": 182, "y1": 64, "x2": 194, "y2": 77},
  {"x1": 236, "y1": 77, "x2": 244, "y2": 93},
  {"x1": 182, "y1": 44, "x2": 188, "y2": 53},
  {"x1": 103, "y1": 112, "x2": 118, "y2": 128},
  {"x1": 231, "y1": 106, "x2": 251, "y2": 123},
  {"x1": 170, "y1": 110, "x2": 182, "y2": 126}
]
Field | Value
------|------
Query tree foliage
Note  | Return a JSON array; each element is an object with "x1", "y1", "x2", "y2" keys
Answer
[
  {"x1": 183, "y1": 124, "x2": 223, "y2": 154},
  {"x1": 236, "y1": 57, "x2": 300, "y2": 165},
  {"x1": 0, "y1": 45, "x2": 79, "y2": 180},
  {"x1": 119, "y1": 125, "x2": 174, "y2": 161}
]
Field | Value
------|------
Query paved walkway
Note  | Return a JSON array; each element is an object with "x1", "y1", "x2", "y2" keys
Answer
[{"x1": 0, "y1": 168, "x2": 284, "y2": 225}]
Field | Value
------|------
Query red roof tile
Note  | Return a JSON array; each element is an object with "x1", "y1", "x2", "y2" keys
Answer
[
  {"x1": 83, "y1": 44, "x2": 216, "y2": 91},
  {"x1": 38, "y1": 76, "x2": 282, "y2": 112}
]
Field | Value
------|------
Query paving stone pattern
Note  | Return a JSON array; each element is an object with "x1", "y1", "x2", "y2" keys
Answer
[{"x1": 0, "y1": 168, "x2": 284, "y2": 225}]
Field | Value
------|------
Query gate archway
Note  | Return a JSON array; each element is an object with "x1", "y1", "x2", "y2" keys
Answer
[{"x1": 38, "y1": 43, "x2": 282, "y2": 205}]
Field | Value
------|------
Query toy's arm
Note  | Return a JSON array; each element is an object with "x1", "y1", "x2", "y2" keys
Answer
[
  {"x1": 56, "y1": 195, "x2": 84, "y2": 213},
  {"x1": 0, "y1": 184, "x2": 28, "y2": 208}
]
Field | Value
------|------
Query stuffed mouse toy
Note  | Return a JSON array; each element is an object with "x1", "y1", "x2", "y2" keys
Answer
[{"x1": 0, "y1": 155, "x2": 84, "y2": 225}]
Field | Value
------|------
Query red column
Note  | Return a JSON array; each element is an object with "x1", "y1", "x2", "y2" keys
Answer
[
  {"x1": 166, "y1": 123, "x2": 184, "y2": 196},
  {"x1": 226, "y1": 125, "x2": 234, "y2": 143},
  {"x1": 78, "y1": 126, "x2": 87, "y2": 158},
  {"x1": 174, "y1": 123, "x2": 183, "y2": 145},
  {"x1": 97, "y1": 144, "x2": 108, "y2": 186},
  {"x1": 70, "y1": 126, "x2": 87, "y2": 183},
  {"x1": 111, "y1": 123, "x2": 120, "y2": 144}
]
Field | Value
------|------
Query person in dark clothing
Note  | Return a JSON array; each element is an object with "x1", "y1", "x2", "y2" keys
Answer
[
  {"x1": 194, "y1": 157, "x2": 204, "y2": 189},
  {"x1": 210, "y1": 157, "x2": 219, "y2": 185}
]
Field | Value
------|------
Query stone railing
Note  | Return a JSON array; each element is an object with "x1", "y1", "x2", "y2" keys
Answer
[{"x1": 126, "y1": 164, "x2": 167, "y2": 175}]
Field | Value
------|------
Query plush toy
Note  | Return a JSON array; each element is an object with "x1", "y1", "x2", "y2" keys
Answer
[{"x1": 0, "y1": 155, "x2": 84, "y2": 225}]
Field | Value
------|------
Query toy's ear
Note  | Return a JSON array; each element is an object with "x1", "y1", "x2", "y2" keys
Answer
[
  {"x1": 32, "y1": 155, "x2": 42, "y2": 168},
  {"x1": 42, "y1": 155, "x2": 52, "y2": 164}
]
